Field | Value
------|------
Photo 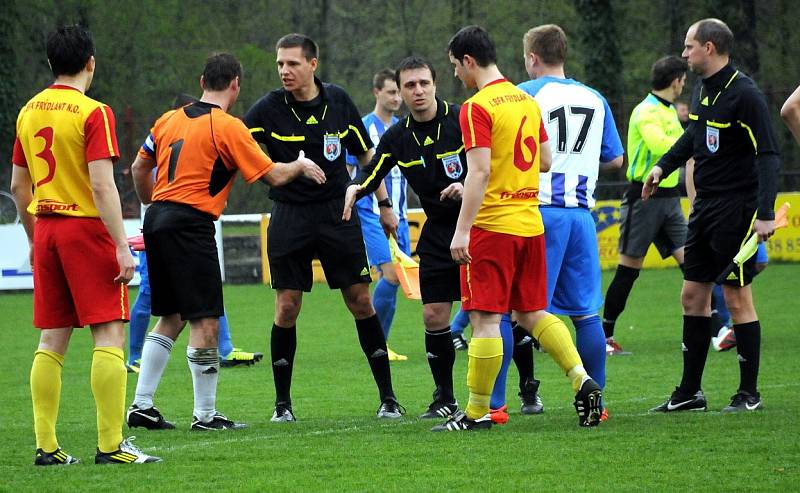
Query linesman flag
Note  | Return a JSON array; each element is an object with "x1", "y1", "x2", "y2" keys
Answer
[
  {"x1": 715, "y1": 202, "x2": 790, "y2": 285},
  {"x1": 389, "y1": 236, "x2": 421, "y2": 300}
]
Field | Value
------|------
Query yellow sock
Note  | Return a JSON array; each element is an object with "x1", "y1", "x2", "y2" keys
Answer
[
  {"x1": 31, "y1": 349, "x2": 64, "y2": 452},
  {"x1": 91, "y1": 347, "x2": 126, "y2": 453},
  {"x1": 531, "y1": 313, "x2": 586, "y2": 391},
  {"x1": 465, "y1": 338, "x2": 503, "y2": 419}
]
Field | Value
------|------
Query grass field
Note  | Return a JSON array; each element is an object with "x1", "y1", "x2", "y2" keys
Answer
[{"x1": 1, "y1": 265, "x2": 799, "y2": 492}]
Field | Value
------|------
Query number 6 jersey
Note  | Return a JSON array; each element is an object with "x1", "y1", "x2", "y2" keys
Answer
[
  {"x1": 12, "y1": 84, "x2": 120, "y2": 217},
  {"x1": 518, "y1": 77, "x2": 623, "y2": 209}
]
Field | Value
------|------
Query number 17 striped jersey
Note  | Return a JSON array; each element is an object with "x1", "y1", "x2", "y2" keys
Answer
[{"x1": 518, "y1": 77, "x2": 623, "y2": 209}]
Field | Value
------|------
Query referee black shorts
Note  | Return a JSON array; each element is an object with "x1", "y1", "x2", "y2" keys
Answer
[
  {"x1": 143, "y1": 202, "x2": 224, "y2": 320},
  {"x1": 417, "y1": 219, "x2": 460, "y2": 304},
  {"x1": 684, "y1": 196, "x2": 758, "y2": 286},
  {"x1": 267, "y1": 197, "x2": 371, "y2": 292}
]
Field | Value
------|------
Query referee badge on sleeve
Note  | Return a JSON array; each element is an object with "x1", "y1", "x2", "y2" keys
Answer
[
  {"x1": 442, "y1": 154, "x2": 463, "y2": 179},
  {"x1": 323, "y1": 133, "x2": 341, "y2": 161},
  {"x1": 706, "y1": 126, "x2": 720, "y2": 153}
]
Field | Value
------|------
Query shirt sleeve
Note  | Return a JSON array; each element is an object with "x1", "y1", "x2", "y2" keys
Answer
[
  {"x1": 539, "y1": 119, "x2": 549, "y2": 143},
  {"x1": 341, "y1": 92, "x2": 371, "y2": 156},
  {"x1": 12, "y1": 136, "x2": 27, "y2": 167},
  {"x1": 137, "y1": 132, "x2": 156, "y2": 160},
  {"x1": 737, "y1": 86, "x2": 780, "y2": 156},
  {"x1": 460, "y1": 101, "x2": 492, "y2": 150},
  {"x1": 655, "y1": 123, "x2": 696, "y2": 176},
  {"x1": 354, "y1": 135, "x2": 398, "y2": 197},
  {"x1": 84, "y1": 105, "x2": 120, "y2": 162},
  {"x1": 637, "y1": 106, "x2": 679, "y2": 156},
  {"x1": 599, "y1": 97, "x2": 624, "y2": 162},
  {"x1": 219, "y1": 117, "x2": 275, "y2": 184},
  {"x1": 243, "y1": 99, "x2": 269, "y2": 145}
]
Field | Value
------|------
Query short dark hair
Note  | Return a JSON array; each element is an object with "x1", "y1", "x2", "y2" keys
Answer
[
  {"x1": 651, "y1": 56, "x2": 688, "y2": 90},
  {"x1": 394, "y1": 56, "x2": 437, "y2": 86},
  {"x1": 372, "y1": 69, "x2": 396, "y2": 90},
  {"x1": 523, "y1": 24, "x2": 567, "y2": 65},
  {"x1": 447, "y1": 25, "x2": 496, "y2": 67},
  {"x1": 202, "y1": 53, "x2": 242, "y2": 91},
  {"x1": 46, "y1": 25, "x2": 94, "y2": 77},
  {"x1": 275, "y1": 33, "x2": 319, "y2": 60},
  {"x1": 692, "y1": 18, "x2": 734, "y2": 56}
]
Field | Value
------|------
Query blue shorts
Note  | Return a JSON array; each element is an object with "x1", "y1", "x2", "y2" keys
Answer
[
  {"x1": 357, "y1": 206, "x2": 410, "y2": 267},
  {"x1": 541, "y1": 207, "x2": 603, "y2": 316}
]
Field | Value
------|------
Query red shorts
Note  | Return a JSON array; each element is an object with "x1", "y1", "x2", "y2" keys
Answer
[
  {"x1": 460, "y1": 227, "x2": 547, "y2": 314},
  {"x1": 33, "y1": 216, "x2": 129, "y2": 328}
]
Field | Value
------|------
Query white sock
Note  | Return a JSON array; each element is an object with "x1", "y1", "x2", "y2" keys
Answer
[
  {"x1": 187, "y1": 346, "x2": 219, "y2": 422},
  {"x1": 133, "y1": 333, "x2": 174, "y2": 409}
]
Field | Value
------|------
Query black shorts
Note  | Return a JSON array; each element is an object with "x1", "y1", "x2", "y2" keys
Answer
[
  {"x1": 684, "y1": 196, "x2": 758, "y2": 286},
  {"x1": 267, "y1": 197, "x2": 371, "y2": 291},
  {"x1": 417, "y1": 219, "x2": 460, "y2": 304},
  {"x1": 143, "y1": 202, "x2": 224, "y2": 320}
]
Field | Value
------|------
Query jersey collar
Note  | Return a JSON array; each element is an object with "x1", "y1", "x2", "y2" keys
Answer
[
  {"x1": 49, "y1": 84, "x2": 82, "y2": 92},
  {"x1": 702, "y1": 63, "x2": 736, "y2": 90},
  {"x1": 649, "y1": 92, "x2": 672, "y2": 107},
  {"x1": 284, "y1": 76, "x2": 328, "y2": 106},
  {"x1": 406, "y1": 97, "x2": 449, "y2": 129}
]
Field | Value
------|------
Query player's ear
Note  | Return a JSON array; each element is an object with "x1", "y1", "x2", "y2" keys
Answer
[
  {"x1": 310, "y1": 57, "x2": 318, "y2": 71},
  {"x1": 85, "y1": 55, "x2": 95, "y2": 73},
  {"x1": 199, "y1": 75, "x2": 206, "y2": 91}
]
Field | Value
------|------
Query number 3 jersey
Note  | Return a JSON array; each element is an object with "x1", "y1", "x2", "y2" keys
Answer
[
  {"x1": 518, "y1": 77, "x2": 623, "y2": 209},
  {"x1": 12, "y1": 85, "x2": 120, "y2": 218}
]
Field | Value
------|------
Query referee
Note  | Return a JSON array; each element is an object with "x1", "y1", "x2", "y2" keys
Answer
[
  {"x1": 645, "y1": 19, "x2": 780, "y2": 413},
  {"x1": 345, "y1": 56, "x2": 466, "y2": 419},
  {"x1": 244, "y1": 34, "x2": 402, "y2": 421}
]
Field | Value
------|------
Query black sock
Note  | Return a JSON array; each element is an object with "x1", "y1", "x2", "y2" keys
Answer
[
  {"x1": 733, "y1": 321, "x2": 761, "y2": 395},
  {"x1": 678, "y1": 315, "x2": 712, "y2": 394},
  {"x1": 511, "y1": 323, "x2": 534, "y2": 388},
  {"x1": 709, "y1": 289, "x2": 724, "y2": 337},
  {"x1": 602, "y1": 264, "x2": 640, "y2": 338},
  {"x1": 425, "y1": 327, "x2": 456, "y2": 402},
  {"x1": 356, "y1": 315, "x2": 395, "y2": 401},
  {"x1": 271, "y1": 323, "x2": 296, "y2": 406}
]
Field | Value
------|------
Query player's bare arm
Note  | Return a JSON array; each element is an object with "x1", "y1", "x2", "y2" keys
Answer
[
  {"x1": 540, "y1": 140, "x2": 552, "y2": 172},
  {"x1": 261, "y1": 150, "x2": 325, "y2": 187},
  {"x1": 599, "y1": 155, "x2": 624, "y2": 172},
  {"x1": 781, "y1": 85, "x2": 800, "y2": 145},
  {"x1": 89, "y1": 158, "x2": 135, "y2": 284},
  {"x1": 131, "y1": 154, "x2": 157, "y2": 204},
  {"x1": 451, "y1": 147, "x2": 491, "y2": 264},
  {"x1": 10, "y1": 165, "x2": 36, "y2": 265}
]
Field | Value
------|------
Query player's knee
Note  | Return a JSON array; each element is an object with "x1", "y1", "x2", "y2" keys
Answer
[
  {"x1": 380, "y1": 264, "x2": 399, "y2": 284},
  {"x1": 275, "y1": 301, "x2": 301, "y2": 326},
  {"x1": 423, "y1": 304, "x2": 449, "y2": 330},
  {"x1": 347, "y1": 292, "x2": 375, "y2": 318},
  {"x1": 680, "y1": 288, "x2": 709, "y2": 313}
]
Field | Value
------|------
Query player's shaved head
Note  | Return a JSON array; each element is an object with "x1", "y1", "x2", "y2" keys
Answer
[
  {"x1": 46, "y1": 25, "x2": 94, "y2": 77},
  {"x1": 690, "y1": 18, "x2": 734, "y2": 55},
  {"x1": 276, "y1": 33, "x2": 319, "y2": 61}
]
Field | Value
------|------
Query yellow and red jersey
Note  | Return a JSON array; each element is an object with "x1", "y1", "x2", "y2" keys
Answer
[
  {"x1": 12, "y1": 85, "x2": 119, "y2": 217},
  {"x1": 460, "y1": 79, "x2": 548, "y2": 237},
  {"x1": 143, "y1": 102, "x2": 274, "y2": 219}
]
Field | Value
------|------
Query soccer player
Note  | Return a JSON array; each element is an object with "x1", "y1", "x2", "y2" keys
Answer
[
  {"x1": 517, "y1": 24, "x2": 624, "y2": 415},
  {"x1": 435, "y1": 25, "x2": 602, "y2": 431},
  {"x1": 11, "y1": 25, "x2": 159, "y2": 465},
  {"x1": 602, "y1": 56, "x2": 689, "y2": 355},
  {"x1": 782, "y1": 85, "x2": 800, "y2": 144},
  {"x1": 344, "y1": 56, "x2": 467, "y2": 419},
  {"x1": 127, "y1": 94, "x2": 263, "y2": 372},
  {"x1": 244, "y1": 34, "x2": 402, "y2": 422},
  {"x1": 646, "y1": 19, "x2": 780, "y2": 413},
  {"x1": 345, "y1": 69, "x2": 410, "y2": 362},
  {"x1": 128, "y1": 53, "x2": 324, "y2": 430}
]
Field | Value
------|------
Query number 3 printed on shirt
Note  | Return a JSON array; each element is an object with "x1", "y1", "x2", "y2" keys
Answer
[{"x1": 34, "y1": 127, "x2": 56, "y2": 187}]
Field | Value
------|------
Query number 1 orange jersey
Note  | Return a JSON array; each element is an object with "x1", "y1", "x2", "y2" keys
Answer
[
  {"x1": 12, "y1": 85, "x2": 120, "y2": 218},
  {"x1": 460, "y1": 79, "x2": 548, "y2": 237}
]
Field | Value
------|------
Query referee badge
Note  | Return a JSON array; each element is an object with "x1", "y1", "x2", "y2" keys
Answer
[
  {"x1": 442, "y1": 154, "x2": 463, "y2": 179},
  {"x1": 706, "y1": 126, "x2": 720, "y2": 153},
  {"x1": 323, "y1": 133, "x2": 341, "y2": 161}
]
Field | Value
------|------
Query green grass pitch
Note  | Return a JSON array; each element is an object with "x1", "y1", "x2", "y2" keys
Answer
[{"x1": 1, "y1": 265, "x2": 798, "y2": 491}]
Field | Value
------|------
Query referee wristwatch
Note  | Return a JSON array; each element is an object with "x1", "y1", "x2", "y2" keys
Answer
[{"x1": 377, "y1": 198, "x2": 393, "y2": 209}]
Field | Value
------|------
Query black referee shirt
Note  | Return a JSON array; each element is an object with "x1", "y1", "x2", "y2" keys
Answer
[
  {"x1": 657, "y1": 64, "x2": 780, "y2": 203},
  {"x1": 352, "y1": 98, "x2": 466, "y2": 223},
  {"x1": 244, "y1": 77, "x2": 371, "y2": 203}
]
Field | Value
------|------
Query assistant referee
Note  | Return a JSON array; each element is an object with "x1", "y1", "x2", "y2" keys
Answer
[{"x1": 645, "y1": 19, "x2": 780, "y2": 414}]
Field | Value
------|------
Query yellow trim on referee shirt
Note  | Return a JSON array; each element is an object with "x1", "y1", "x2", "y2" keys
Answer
[
  {"x1": 361, "y1": 153, "x2": 393, "y2": 189},
  {"x1": 436, "y1": 146, "x2": 464, "y2": 159},
  {"x1": 349, "y1": 124, "x2": 369, "y2": 152},
  {"x1": 706, "y1": 120, "x2": 731, "y2": 128},
  {"x1": 270, "y1": 132, "x2": 305, "y2": 142},
  {"x1": 397, "y1": 159, "x2": 424, "y2": 168},
  {"x1": 249, "y1": 127, "x2": 264, "y2": 134},
  {"x1": 688, "y1": 113, "x2": 699, "y2": 121},
  {"x1": 738, "y1": 121, "x2": 758, "y2": 153}
]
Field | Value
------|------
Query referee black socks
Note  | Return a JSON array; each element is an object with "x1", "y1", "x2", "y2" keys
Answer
[
  {"x1": 678, "y1": 315, "x2": 712, "y2": 394},
  {"x1": 733, "y1": 321, "x2": 761, "y2": 395},
  {"x1": 271, "y1": 324, "x2": 297, "y2": 406},
  {"x1": 425, "y1": 327, "x2": 456, "y2": 403},
  {"x1": 356, "y1": 315, "x2": 395, "y2": 401},
  {"x1": 602, "y1": 264, "x2": 640, "y2": 338}
]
